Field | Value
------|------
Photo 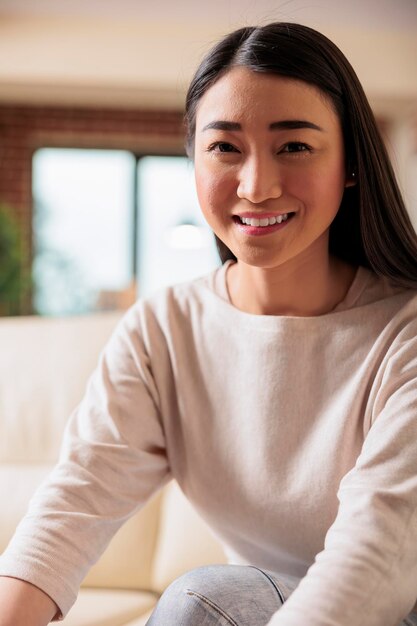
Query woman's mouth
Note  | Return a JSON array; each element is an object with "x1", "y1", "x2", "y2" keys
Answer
[{"x1": 233, "y1": 212, "x2": 296, "y2": 235}]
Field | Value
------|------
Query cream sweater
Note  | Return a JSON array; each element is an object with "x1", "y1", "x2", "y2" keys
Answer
[{"x1": 1, "y1": 260, "x2": 417, "y2": 625}]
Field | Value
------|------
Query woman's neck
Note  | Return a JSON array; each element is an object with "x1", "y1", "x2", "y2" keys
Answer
[{"x1": 226, "y1": 254, "x2": 357, "y2": 317}]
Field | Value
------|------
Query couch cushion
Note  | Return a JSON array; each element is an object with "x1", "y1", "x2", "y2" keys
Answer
[
  {"x1": 0, "y1": 312, "x2": 121, "y2": 463},
  {"x1": 61, "y1": 588, "x2": 157, "y2": 626},
  {"x1": 123, "y1": 608, "x2": 154, "y2": 625},
  {"x1": 151, "y1": 481, "x2": 226, "y2": 593}
]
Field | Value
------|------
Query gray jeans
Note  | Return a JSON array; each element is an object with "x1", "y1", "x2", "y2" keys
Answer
[{"x1": 145, "y1": 564, "x2": 417, "y2": 626}]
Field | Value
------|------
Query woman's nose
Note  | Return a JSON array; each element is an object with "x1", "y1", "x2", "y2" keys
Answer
[{"x1": 236, "y1": 156, "x2": 282, "y2": 203}]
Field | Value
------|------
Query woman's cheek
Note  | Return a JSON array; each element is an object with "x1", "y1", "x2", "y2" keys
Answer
[
  {"x1": 289, "y1": 164, "x2": 344, "y2": 214},
  {"x1": 195, "y1": 170, "x2": 234, "y2": 216},
  {"x1": 315, "y1": 168, "x2": 347, "y2": 213}
]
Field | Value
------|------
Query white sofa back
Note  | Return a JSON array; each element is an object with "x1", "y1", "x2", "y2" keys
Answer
[{"x1": 0, "y1": 312, "x2": 121, "y2": 463}]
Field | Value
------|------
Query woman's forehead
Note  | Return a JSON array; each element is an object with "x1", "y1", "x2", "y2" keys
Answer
[{"x1": 195, "y1": 67, "x2": 339, "y2": 131}]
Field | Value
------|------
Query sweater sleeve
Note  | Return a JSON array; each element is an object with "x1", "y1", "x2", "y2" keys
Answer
[
  {"x1": 0, "y1": 304, "x2": 171, "y2": 619},
  {"x1": 268, "y1": 320, "x2": 417, "y2": 626}
]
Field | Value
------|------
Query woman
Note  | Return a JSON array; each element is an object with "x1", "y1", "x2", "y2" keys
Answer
[{"x1": 1, "y1": 22, "x2": 417, "y2": 626}]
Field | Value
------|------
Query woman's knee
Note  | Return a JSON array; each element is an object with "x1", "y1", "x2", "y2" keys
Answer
[
  {"x1": 146, "y1": 566, "x2": 225, "y2": 625},
  {"x1": 152, "y1": 565, "x2": 233, "y2": 614},
  {"x1": 146, "y1": 564, "x2": 285, "y2": 626}
]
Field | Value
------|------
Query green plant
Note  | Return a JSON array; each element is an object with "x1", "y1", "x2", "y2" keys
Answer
[{"x1": 0, "y1": 204, "x2": 31, "y2": 315}]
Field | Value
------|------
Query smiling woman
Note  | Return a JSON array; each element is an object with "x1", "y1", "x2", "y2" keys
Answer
[
  {"x1": 185, "y1": 23, "x2": 417, "y2": 288},
  {"x1": 1, "y1": 21, "x2": 417, "y2": 626},
  {"x1": 193, "y1": 69, "x2": 354, "y2": 316}
]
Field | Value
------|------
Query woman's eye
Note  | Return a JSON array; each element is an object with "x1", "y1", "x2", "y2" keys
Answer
[
  {"x1": 208, "y1": 142, "x2": 238, "y2": 153},
  {"x1": 281, "y1": 142, "x2": 311, "y2": 154}
]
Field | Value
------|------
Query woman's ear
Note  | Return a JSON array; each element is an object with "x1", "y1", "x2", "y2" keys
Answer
[{"x1": 345, "y1": 170, "x2": 357, "y2": 188}]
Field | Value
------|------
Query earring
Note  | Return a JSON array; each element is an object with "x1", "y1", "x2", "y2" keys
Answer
[{"x1": 345, "y1": 171, "x2": 357, "y2": 188}]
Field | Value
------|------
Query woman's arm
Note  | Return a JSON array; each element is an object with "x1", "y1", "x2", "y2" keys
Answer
[
  {"x1": 0, "y1": 303, "x2": 171, "y2": 620},
  {"x1": 0, "y1": 577, "x2": 58, "y2": 626}
]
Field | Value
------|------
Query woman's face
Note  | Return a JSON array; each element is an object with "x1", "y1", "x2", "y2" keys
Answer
[{"x1": 194, "y1": 67, "x2": 353, "y2": 270}]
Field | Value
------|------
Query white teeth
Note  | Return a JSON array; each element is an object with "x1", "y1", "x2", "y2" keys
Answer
[{"x1": 240, "y1": 214, "x2": 289, "y2": 227}]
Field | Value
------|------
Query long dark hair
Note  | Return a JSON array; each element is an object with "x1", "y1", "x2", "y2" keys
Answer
[{"x1": 184, "y1": 22, "x2": 417, "y2": 288}]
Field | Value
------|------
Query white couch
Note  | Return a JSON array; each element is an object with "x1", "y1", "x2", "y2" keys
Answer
[{"x1": 0, "y1": 312, "x2": 226, "y2": 625}]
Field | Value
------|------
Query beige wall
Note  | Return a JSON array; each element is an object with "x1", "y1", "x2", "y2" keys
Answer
[{"x1": 0, "y1": 7, "x2": 415, "y2": 112}]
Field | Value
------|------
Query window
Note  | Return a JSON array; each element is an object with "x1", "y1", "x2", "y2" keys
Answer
[
  {"x1": 32, "y1": 149, "x2": 219, "y2": 316},
  {"x1": 137, "y1": 156, "x2": 219, "y2": 298}
]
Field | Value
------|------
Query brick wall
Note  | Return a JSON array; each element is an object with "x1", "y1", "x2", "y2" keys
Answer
[{"x1": 0, "y1": 104, "x2": 185, "y2": 313}]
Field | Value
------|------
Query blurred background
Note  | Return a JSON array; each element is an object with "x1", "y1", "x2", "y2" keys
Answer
[{"x1": 0, "y1": 0, "x2": 415, "y2": 316}]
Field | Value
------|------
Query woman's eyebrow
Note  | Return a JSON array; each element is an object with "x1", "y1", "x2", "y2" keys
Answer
[
  {"x1": 202, "y1": 120, "x2": 324, "y2": 132},
  {"x1": 270, "y1": 120, "x2": 323, "y2": 131}
]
